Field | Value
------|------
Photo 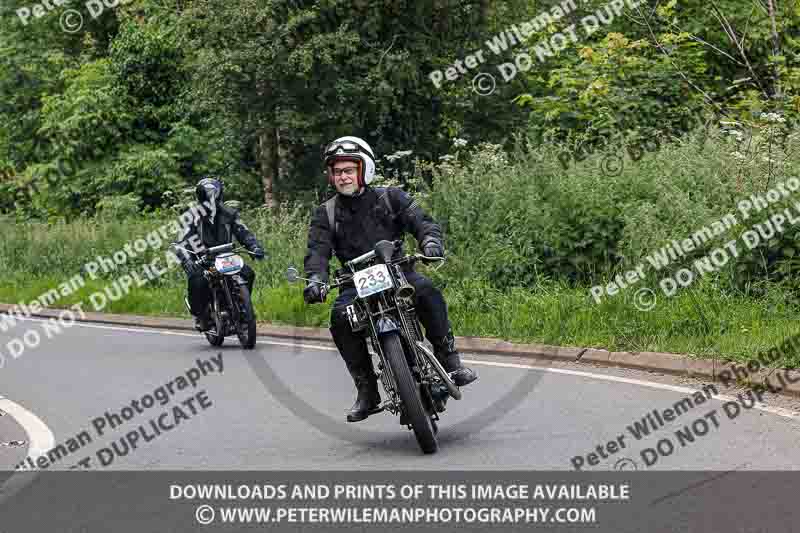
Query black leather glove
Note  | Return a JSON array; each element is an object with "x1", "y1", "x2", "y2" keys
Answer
[
  {"x1": 250, "y1": 247, "x2": 266, "y2": 261},
  {"x1": 421, "y1": 238, "x2": 444, "y2": 258},
  {"x1": 183, "y1": 259, "x2": 202, "y2": 276},
  {"x1": 303, "y1": 275, "x2": 328, "y2": 304}
]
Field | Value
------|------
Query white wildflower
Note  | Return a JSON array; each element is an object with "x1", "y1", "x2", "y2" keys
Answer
[
  {"x1": 760, "y1": 112, "x2": 785, "y2": 123},
  {"x1": 725, "y1": 129, "x2": 744, "y2": 141},
  {"x1": 453, "y1": 138, "x2": 468, "y2": 148},
  {"x1": 385, "y1": 150, "x2": 414, "y2": 162}
]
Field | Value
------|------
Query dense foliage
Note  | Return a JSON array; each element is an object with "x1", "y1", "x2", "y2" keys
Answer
[{"x1": 1, "y1": 0, "x2": 799, "y2": 293}]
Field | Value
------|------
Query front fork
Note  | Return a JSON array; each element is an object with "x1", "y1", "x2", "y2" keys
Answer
[
  {"x1": 371, "y1": 316, "x2": 439, "y2": 422},
  {"x1": 370, "y1": 317, "x2": 401, "y2": 415},
  {"x1": 219, "y1": 273, "x2": 248, "y2": 323}
]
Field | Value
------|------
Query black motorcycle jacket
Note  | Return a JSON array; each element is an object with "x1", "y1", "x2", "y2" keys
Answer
[
  {"x1": 304, "y1": 186, "x2": 444, "y2": 281},
  {"x1": 174, "y1": 205, "x2": 263, "y2": 267}
]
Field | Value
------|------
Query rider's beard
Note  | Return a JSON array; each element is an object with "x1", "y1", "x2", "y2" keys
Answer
[{"x1": 337, "y1": 181, "x2": 360, "y2": 196}]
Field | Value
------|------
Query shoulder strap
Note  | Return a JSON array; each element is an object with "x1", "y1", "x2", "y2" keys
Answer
[
  {"x1": 374, "y1": 187, "x2": 394, "y2": 217},
  {"x1": 324, "y1": 194, "x2": 338, "y2": 235},
  {"x1": 324, "y1": 189, "x2": 393, "y2": 238}
]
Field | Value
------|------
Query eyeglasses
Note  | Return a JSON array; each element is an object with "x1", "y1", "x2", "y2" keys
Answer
[{"x1": 331, "y1": 167, "x2": 358, "y2": 178}]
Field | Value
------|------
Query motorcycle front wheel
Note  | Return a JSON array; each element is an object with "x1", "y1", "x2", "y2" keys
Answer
[
  {"x1": 382, "y1": 332, "x2": 438, "y2": 454},
  {"x1": 235, "y1": 285, "x2": 257, "y2": 350},
  {"x1": 205, "y1": 307, "x2": 225, "y2": 347}
]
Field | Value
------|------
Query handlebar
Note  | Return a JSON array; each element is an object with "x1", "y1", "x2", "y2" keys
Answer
[
  {"x1": 345, "y1": 239, "x2": 404, "y2": 269},
  {"x1": 207, "y1": 242, "x2": 234, "y2": 255},
  {"x1": 329, "y1": 253, "x2": 444, "y2": 290},
  {"x1": 171, "y1": 242, "x2": 259, "y2": 262}
]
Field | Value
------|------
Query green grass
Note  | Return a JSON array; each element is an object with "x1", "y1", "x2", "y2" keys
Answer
[
  {"x1": 2, "y1": 130, "x2": 800, "y2": 368},
  {"x1": 2, "y1": 272, "x2": 799, "y2": 368}
]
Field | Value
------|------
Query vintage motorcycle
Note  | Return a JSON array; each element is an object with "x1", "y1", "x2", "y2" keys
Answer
[
  {"x1": 172, "y1": 242, "x2": 258, "y2": 349},
  {"x1": 287, "y1": 239, "x2": 462, "y2": 454}
]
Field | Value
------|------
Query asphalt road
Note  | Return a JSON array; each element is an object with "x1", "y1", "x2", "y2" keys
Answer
[{"x1": 2, "y1": 317, "x2": 800, "y2": 471}]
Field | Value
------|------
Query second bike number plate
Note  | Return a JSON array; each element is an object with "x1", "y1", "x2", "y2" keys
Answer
[
  {"x1": 215, "y1": 254, "x2": 244, "y2": 274},
  {"x1": 354, "y1": 264, "x2": 394, "y2": 298}
]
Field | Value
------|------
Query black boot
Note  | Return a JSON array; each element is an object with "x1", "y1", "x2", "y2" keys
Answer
[
  {"x1": 346, "y1": 368, "x2": 382, "y2": 423},
  {"x1": 433, "y1": 330, "x2": 477, "y2": 387}
]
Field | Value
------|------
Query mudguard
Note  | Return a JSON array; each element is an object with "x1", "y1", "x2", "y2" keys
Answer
[{"x1": 375, "y1": 316, "x2": 399, "y2": 335}]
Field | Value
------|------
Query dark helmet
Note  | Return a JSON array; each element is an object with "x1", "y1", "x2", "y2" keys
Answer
[{"x1": 195, "y1": 177, "x2": 223, "y2": 207}]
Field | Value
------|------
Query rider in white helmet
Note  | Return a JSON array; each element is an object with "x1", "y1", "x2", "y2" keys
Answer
[{"x1": 302, "y1": 136, "x2": 477, "y2": 423}]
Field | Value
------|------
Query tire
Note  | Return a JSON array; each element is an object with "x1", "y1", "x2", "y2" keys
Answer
[
  {"x1": 382, "y1": 332, "x2": 438, "y2": 454},
  {"x1": 235, "y1": 285, "x2": 257, "y2": 350},
  {"x1": 205, "y1": 332, "x2": 225, "y2": 346},
  {"x1": 205, "y1": 304, "x2": 225, "y2": 347},
  {"x1": 205, "y1": 328, "x2": 224, "y2": 347}
]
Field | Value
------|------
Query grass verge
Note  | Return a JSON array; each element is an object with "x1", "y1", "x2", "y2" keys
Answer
[{"x1": 1, "y1": 274, "x2": 798, "y2": 368}]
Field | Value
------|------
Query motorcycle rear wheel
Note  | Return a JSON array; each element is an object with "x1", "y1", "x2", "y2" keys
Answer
[{"x1": 382, "y1": 332, "x2": 438, "y2": 454}]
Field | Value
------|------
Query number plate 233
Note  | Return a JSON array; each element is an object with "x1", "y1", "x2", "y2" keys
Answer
[{"x1": 354, "y1": 264, "x2": 394, "y2": 298}]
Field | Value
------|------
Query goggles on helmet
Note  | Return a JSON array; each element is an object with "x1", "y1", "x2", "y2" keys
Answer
[
  {"x1": 325, "y1": 141, "x2": 360, "y2": 157},
  {"x1": 324, "y1": 140, "x2": 374, "y2": 160}
]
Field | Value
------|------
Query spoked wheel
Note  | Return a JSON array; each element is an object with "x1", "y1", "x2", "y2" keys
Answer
[
  {"x1": 235, "y1": 285, "x2": 257, "y2": 350},
  {"x1": 205, "y1": 305, "x2": 224, "y2": 347},
  {"x1": 205, "y1": 329, "x2": 224, "y2": 346},
  {"x1": 382, "y1": 332, "x2": 438, "y2": 454}
]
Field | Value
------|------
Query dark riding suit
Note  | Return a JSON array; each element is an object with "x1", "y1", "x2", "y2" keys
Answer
[
  {"x1": 174, "y1": 205, "x2": 262, "y2": 318},
  {"x1": 303, "y1": 186, "x2": 454, "y2": 381}
]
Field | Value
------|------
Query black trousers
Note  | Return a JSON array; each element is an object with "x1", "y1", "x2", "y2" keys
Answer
[
  {"x1": 329, "y1": 270, "x2": 451, "y2": 375},
  {"x1": 187, "y1": 264, "x2": 255, "y2": 317}
]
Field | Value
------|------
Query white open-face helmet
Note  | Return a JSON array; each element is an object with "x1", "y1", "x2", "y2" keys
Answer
[{"x1": 323, "y1": 136, "x2": 376, "y2": 187}]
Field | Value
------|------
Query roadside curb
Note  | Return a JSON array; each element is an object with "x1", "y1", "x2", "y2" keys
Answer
[{"x1": 3, "y1": 303, "x2": 800, "y2": 398}]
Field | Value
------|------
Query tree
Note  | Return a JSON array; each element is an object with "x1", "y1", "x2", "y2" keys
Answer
[{"x1": 182, "y1": 0, "x2": 526, "y2": 207}]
